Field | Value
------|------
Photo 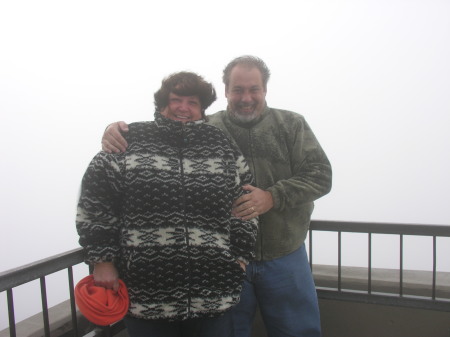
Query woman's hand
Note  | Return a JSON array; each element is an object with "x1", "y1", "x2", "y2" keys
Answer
[{"x1": 93, "y1": 262, "x2": 120, "y2": 291}]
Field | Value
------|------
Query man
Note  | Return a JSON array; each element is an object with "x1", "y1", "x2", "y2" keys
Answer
[
  {"x1": 102, "y1": 56, "x2": 332, "y2": 337},
  {"x1": 77, "y1": 71, "x2": 258, "y2": 337}
]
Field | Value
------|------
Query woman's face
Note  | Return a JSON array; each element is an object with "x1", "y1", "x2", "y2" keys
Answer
[{"x1": 160, "y1": 92, "x2": 203, "y2": 123}]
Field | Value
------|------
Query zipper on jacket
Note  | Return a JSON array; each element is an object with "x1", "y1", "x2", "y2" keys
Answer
[{"x1": 179, "y1": 124, "x2": 192, "y2": 317}]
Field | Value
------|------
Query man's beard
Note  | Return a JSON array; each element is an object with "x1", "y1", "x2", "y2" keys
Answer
[{"x1": 229, "y1": 104, "x2": 261, "y2": 123}]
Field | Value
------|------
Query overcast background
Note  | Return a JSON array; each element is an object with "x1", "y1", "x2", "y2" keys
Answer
[{"x1": 1, "y1": 0, "x2": 449, "y2": 329}]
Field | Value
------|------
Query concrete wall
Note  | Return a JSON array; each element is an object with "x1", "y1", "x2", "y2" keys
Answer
[
  {"x1": 319, "y1": 299, "x2": 450, "y2": 337},
  {"x1": 251, "y1": 300, "x2": 450, "y2": 337}
]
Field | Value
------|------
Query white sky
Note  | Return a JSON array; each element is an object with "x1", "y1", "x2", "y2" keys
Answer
[{"x1": 1, "y1": 0, "x2": 450, "y2": 327}]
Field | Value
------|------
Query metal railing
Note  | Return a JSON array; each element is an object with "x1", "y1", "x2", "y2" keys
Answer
[
  {"x1": 1, "y1": 220, "x2": 449, "y2": 337},
  {"x1": 309, "y1": 220, "x2": 450, "y2": 311},
  {"x1": 0, "y1": 249, "x2": 124, "y2": 337}
]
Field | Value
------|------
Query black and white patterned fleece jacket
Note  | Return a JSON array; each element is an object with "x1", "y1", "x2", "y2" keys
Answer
[{"x1": 76, "y1": 112, "x2": 258, "y2": 321}]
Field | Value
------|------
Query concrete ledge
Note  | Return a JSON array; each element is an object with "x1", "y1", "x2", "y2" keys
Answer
[
  {"x1": 319, "y1": 299, "x2": 450, "y2": 337},
  {"x1": 0, "y1": 301, "x2": 97, "y2": 337},
  {"x1": 313, "y1": 264, "x2": 450, "y2": 298}
]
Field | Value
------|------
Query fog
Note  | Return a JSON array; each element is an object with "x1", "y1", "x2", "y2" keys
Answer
[{"x1": 1, "y1": 0, "x2": 449, "y2": 329}]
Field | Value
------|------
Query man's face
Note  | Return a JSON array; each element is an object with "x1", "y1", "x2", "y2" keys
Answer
[
  {"x1": 225, "y1": 64, "x2": 267, "y2": 122},
  {"x1": 161, "y1": 92, "x2": 203, "y2": 123}
]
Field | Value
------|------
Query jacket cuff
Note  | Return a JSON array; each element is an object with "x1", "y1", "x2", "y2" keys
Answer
[
  {"x1": 266, "y1": 187, "x2": 280, "y2": 210},
  {"x1": 83, "y1": 246, "x2": 119, "y2": 265}
]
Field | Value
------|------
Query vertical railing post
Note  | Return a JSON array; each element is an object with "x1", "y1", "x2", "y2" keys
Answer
[
  {"x1": 399, "y1": 234, "x2": 404, "y2": 296},
  {"x1": 368, "y1": 233, "x2": 372, "y2": 294},
  {"x1": 68, "y1": 266, "x2": 79, "y2": 337},
  {"x1": 7, "y1": 289, "x2": 16, "y2": 337},
  {"x1": 338, "y1": 231, "x2": 342, "y2": 291},
  {"x1": 40, "y1": 276, "x2": 50, "y2": 337},
  {"x1": 432, "y1": 235, "x2": 437, "y2": 300}
]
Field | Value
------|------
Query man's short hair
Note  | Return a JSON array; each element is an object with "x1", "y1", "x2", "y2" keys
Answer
[{"x1": 222, "y1": 55, "x2": 271, "y2": 90}]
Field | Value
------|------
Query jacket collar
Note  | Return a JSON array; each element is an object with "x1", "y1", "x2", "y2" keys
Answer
[
  {"x1": 154, "y1": 111, "x2": 206, "y2": 128},
  {"x1": 154, "y1": 111, "x2": 206, "y2": 144}
]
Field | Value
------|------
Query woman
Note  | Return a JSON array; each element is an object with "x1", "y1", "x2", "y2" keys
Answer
[{"x1": 76, "y1": 71, "x2": 257, "y2": 337}]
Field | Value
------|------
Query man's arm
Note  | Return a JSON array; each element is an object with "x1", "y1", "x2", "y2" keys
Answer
[
  {"x1": 233, "y1": 116, "x2": 331, "y2": 219},
  {"x1": 265, "y1": 119, "x2": 332, "y2": 211},
  {"x1": 102, "y1": 121, "x2": 129, "y2": 153}
]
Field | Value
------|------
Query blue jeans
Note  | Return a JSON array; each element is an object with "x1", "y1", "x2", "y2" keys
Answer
[
  {"x1": 232, "y1": 245, "x2": 321, "y2": 337},
  {"x1": 124, "y1": 310, "x2": 233, "y2": 337}
]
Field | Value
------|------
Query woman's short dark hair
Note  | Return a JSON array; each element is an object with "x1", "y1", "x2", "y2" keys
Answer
[
  {"x1": 154, "y1": 72, "x2": 217, "y2": 116},
  {"x1": 222, "y1": 55, "x2": 271, "y2": 90}
]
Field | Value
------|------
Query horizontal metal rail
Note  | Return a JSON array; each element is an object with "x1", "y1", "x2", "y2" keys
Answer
[
  {"x1": 309, "y1": 220, "x2": 450, "y2": 312},
  {"x1": 0, "y1": 248, "x2": 84, "y2": 292},
  {"x1": 310, "y1": 220, "x2": 450, "y2": 236}
]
